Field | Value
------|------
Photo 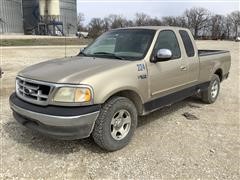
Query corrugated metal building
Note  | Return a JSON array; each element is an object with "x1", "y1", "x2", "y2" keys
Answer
[
  {"x1": 60, "y1": 0, "x2": 78, "y2": 35},
  {"x1": 22, "y1": 0, "x2": 39, "y2": 34},
  {"x1": 0, "y1": 0, "x2": 24, "y2": 34},
  {"x1": 0, "y1": 0, "x2": 77, "y2": 35}
]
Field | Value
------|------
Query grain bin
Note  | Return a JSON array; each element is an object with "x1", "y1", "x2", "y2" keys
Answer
[
  {"x1": 0, "y1": 0, "x2": 24, "y2": 34},
  {"x1": 36, "y1": 0, "x2": 77, "y2": 35},
  {"x1": 38, "y1": 0, "x2": 77, "y2": 35},
  {"x1": 39, "y1": 0, "x2": 60, "y2": 18},
  {"x1": 1, "y1": 0, "x2": 77, "y2": 35}
]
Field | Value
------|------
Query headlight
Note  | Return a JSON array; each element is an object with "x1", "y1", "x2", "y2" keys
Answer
[{"x1": 53, "y1": 87, "x2": 92, "y2": 103}]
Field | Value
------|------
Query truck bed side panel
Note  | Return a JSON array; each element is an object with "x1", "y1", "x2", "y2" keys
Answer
[{"x1": 198, "y1": 51, "x2": 231, "y2": 83}]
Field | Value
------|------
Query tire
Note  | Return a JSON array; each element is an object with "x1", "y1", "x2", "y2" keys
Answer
[
  {"x1": 201, "y1": 74, "x2": 220, "y2": 104},
  {"x1": 92, "y1": 96, "x2": 138, "y2": 151}
]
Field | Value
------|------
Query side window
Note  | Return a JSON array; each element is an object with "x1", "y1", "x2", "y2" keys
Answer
[
  {"x1": 179, "y1": 30, "x2": 195, "y2": 57},
  {"x1": 155, "y1": 30, "x2": 181, "y2": 59}
]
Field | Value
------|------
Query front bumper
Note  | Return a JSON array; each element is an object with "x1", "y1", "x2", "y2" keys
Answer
[{"x1": 9, "y1": 93, "x2": 100, "y2": 140}]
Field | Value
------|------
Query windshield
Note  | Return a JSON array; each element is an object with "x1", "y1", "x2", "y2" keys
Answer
[{"x1": 81, "y1": 29, "x2": 156, "y2": 60}]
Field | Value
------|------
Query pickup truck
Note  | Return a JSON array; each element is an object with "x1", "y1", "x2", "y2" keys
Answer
[
  {"x1": 10, "y1": 27, "x2": 231, "y2": 151},
  {"x1": 76, "y1": 31, "x2": 89, "y2": 38}
]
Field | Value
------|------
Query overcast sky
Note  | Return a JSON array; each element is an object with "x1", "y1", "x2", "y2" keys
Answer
[{"x1": 77, "y1": 0, "x2": 239, "y2": 25}]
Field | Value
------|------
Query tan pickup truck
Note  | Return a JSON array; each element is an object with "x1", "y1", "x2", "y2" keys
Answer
[{"x1": 10, "y1": 26, "x2": 231, "y2": 151}]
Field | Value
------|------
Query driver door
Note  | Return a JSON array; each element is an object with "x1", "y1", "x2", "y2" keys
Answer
[{"x1": 148, "y1": 30, "x2": 190, "y2": 98}]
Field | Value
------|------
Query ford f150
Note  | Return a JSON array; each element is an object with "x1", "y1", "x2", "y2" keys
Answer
[{"x1": 10, "y1": 27, "x2": 231, "y2": 151}]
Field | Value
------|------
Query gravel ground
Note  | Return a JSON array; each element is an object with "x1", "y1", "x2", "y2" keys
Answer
[{"x1": 0, "y1": 41, "x2": 239, "y2": 179}]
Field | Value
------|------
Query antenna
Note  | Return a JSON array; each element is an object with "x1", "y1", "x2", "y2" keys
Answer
[
  {"x1": 64, "y1": 16, "x2": 67, "y2": 58},
  {"x1": 65, "y1": 32, "x2": 67, "y2": 58}
]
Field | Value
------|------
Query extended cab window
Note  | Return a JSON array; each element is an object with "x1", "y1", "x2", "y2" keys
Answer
[
  {"x1": 154, "y1": 30, "x2": 181, "y2": 59},
  {"x1": 179, "y1": 30, "x2": 195, "y2": 57}
]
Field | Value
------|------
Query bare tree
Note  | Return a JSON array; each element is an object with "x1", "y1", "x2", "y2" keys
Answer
[
  {"x1": 176, "y1": 16, "x2": 188, "y2": 27},
  {"x1": 81, "y1": 8, "x2": 238, "y2": 40},
  {"x1": 229, "y1": 11, "x2": 240, "y2": 38},
  {"x1": 162, "y1": 16, "x2": 176, "y2": 26},
  {"x1": 162, "y1": 16, "x2": 186, "y2": 27},
  {"x1": 225, "y1": 15, "x2": 233, "y2": 39},
  {"x1": 125, "y1": 20, "x2": 134, "y2": 27},
  {"x1": 135, "y1": 13, "x2": 151, "y2": 26},
  {"x1": 101, "y1": 15, "x2": 134, "y2": 32},
  {"x1": 77, "y1": 13, "x2": 85, "y2": 31},
  {"x1": 88, "y1": 18, "x2": 104, "y2": 38},
  {"x1": 210, "y1": 14, "x2": 225, "y2": 39},
  {"x1": 184, "y1": 7, "x2": 210, "y2": 38},
  {"x1": 102, "y1": 17, "x2": 111, "y2": 32},
  {"x1": 148, "y1": 17, "x2": 162, "y2": 26},
  {"x1": 107, "y1": 14, "x2": 128, "y2": 29}
]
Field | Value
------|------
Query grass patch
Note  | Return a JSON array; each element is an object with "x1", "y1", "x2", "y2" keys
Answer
[{"x1": 0, "y1": 38, "x2": 92, "y2": 46}]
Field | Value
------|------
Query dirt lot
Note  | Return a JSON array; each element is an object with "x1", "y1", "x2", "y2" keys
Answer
[{"x1": 0, "y1": 41, "x2": 239, "y2": 179}]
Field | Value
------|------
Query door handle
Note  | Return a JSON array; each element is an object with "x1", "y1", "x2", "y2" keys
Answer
[{"x1": 180, "y1": 66, "x2": 187, "y2": 71}]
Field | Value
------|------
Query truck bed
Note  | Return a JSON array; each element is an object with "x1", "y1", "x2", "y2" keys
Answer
[
  {"x1": 198, "y1": 50, "x2": 229, "y2": 57},
  {"x1": 198, "y1": 49, "x2": 231, "y2": 83}
]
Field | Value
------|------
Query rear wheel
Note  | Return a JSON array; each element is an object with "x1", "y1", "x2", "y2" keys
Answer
[
  {"x1": 92, "y1": 97, "x2": 138, "y2": 151},
  {"x1": 201, "y1": 74, "x2": 220, "y2": 104}
]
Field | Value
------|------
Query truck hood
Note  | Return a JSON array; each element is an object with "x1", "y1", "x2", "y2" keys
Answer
[{"x1": 18, "y1": 56, "x2": 130, "y2": 84}]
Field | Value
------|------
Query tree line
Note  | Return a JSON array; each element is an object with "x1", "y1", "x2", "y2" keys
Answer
[{"x1": 77, "y1": 7, "x2": 240, "y2": 40}]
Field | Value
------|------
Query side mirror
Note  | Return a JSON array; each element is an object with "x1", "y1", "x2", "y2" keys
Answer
[
  {"x1": 151, "y1": 49, "x2": 172, "y2": 63},
  {"x1": 156, "y1": 49, "x2": 172, "y2": 60},
  {"x1": 78, "y1": 47, "x2": 86, "y2": 56},
  {"x1": 80, "y1": 47, "x2": 85, "y2": 52}
]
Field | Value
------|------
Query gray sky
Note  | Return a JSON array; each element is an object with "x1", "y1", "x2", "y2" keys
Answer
[{"x1": 77, "y1": 0, "x2": 239, "y2": 25}]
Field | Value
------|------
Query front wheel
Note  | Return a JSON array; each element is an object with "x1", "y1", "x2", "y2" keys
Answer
[
  {"x1": 201, "y1": 74, "x2": 220, "y2": 104},
  {"x1": 92, "y1": 97, "x2": 138, "y2": 151}
]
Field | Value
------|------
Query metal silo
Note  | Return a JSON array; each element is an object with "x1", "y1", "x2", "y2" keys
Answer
[
  {"x1": 0, "y1": 0, "x2": 24, "y2": 34},
  {"x1": 60, "y1": 0, "x2": 77, "y2": 35},
  {"x1": 21, "y1": 0, "x2": 77, "y2": 36},
  {"x1": 39, "y1": 0, "x2": 60, "y2": 17},
  {"x1": 38, "y1": 0, "x2": 77, "y2": 36}
]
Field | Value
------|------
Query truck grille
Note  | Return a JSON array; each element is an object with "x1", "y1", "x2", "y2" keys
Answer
[{"x1": 16, "y1": 77, "x2": 52, "y2": 106}]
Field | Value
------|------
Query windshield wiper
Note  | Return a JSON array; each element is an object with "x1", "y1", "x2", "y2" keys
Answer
[{"x1": 93, "y1": 52, "x2": 125, "y2": 60}]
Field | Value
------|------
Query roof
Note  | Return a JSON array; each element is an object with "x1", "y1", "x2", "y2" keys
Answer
[{"x1": 116, "y1": 26, "x2": 189, "y2": 31}]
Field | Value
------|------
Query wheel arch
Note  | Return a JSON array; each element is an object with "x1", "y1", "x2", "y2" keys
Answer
[
  {"x1": 104, "y1": 90, "x2": 144, "y2": 116},
  {"x1": 214, "y1": 68, "x2": 223, "y2": 81}
]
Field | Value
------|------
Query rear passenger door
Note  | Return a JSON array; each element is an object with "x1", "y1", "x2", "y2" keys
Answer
[
  {"x1": 179, "y1": 30, "x2": 199, "y2": 84},
  {"x1": 148, "y1": 30, "x2": 190, "y2": 98}
]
